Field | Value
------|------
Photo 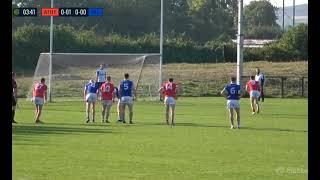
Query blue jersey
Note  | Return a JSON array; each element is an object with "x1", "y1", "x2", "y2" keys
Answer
[
  {"x1": 119, "y1": 80, "x2": 134, "y2": 97},
  {"x1": 224, "y1": 83, "x2": 241, "y2": 100},
  {"x1": 85, "y1": 82, "x2": 99, "y2": 94}
]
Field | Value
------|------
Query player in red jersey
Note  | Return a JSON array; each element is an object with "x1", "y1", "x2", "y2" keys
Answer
[
  {"x1": 158, "y1": 78, "x2": 178, "y2": 125},
  {"x1": 100, "y1": 76, "x2": 116, "y2": 123},
  {"x1": 245, "y1": 76, "x2": 261, "y2": 115},
  {"x1": 32, "y1": 78, "x2": 48, "y2": 123}
]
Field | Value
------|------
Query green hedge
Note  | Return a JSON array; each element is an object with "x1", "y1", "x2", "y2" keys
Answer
[{"x1": 12, "y1": 24, "x2": 307, "y2": 72}]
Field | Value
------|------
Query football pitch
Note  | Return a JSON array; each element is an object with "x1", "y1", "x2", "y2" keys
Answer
[{"x1": 13, "y1": 97, "x2": 307, "y2": 180}]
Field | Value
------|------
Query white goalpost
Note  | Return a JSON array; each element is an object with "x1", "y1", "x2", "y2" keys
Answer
[
  {"x1": 237, "y1": 0, "x2": 244, "y2": 86},
  {"x1": 28, "y1": 53, "x2": 161, "y2": 101},
  {"x1": 29, "y1": 0, "x2": 164, "y2": 102},
  {"x1": 159, "y1": 0, "x2": 164, "y2": 99}
]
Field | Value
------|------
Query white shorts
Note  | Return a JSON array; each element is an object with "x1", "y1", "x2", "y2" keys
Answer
[
  {"x1": 250, "y1": 90, "x2": 260, "y2": 98},
  {"x1": 34, "y1": 97, "x2": 44, "y2": 106},
  {"x1": 227, "y1": 100, "x2": 240, "y2": 109},
  {"x1": 164, "y1": 97, "x2": 176, "y2": 106},
  {"x1": 120, "y1": 96, "x2": 133, "y2": 105},
  {"x1": 86, "y1": 93, "x2": 97, "y2": 103},
  {"x1": 102, "y1": 100, "x2": 113, "y2": 106}
]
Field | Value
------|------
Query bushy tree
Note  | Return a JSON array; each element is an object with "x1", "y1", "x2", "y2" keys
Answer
[
  {"x1": 244, "y1": 0, "x2": 281, "y2": 39},
  {"x1": 275, "y1": 24, "x2": 308, "y2": 59},
  {"x1": 244, "y1": 0, "x2": 278, "y2": 27},
  {"x1": 187, "y1": 0, "x2": 235, "y2": 41}
]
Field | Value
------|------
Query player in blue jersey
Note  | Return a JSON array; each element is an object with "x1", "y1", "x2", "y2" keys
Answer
[
  {"x1": 221, "y1": 77, "x2": 243, "y2": 129},
  {"x1": 118, "y1": 73, "x2": 136, "y2": 124},
  {"x1": 84, "y1": 79, "x2": 100, "y2": 123}
]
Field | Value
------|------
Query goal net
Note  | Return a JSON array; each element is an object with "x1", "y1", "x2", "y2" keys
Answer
[{"x1": 27, "y1": 53, "x2": 161, "y2": 101}]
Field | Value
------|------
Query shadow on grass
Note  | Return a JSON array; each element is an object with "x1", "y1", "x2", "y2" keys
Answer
[
  {"x1": 12, "y1": 123, "x2": 114, "y2": 136},
  {"x1": 256, "y1": 112, "x2": 307, "y2": 117},
  {"x1": 13, "y1": 124, "x2": 116, "y2": 146},
  {"x1": 137, "y1": 122, "x2": 307, "y2": 133},
  {"x1": 136, "y1": 122, "x2": 229, "y2": 128},
  {"x1": 240, "y1": 126, "x2": 307, "y2": 133}
]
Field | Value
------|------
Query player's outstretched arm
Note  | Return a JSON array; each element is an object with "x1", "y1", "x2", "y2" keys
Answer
[
  {"x1": 245, "y1": 84, "x2": 250, "y2": 96},
  {"x1": 175, "y1": 85, "x2": 179, "y2": 100},
  {"x1": 118, "y1": 88, "x2": 122, "y2": 99},
  {"x1": 44, "y1": 91, "x2": 47, "y2": 104},
  {"x1": 83, "y1": 87, "x2": 87, "y2": 101},
  {"x1": 158, "y1": 87, "x2": 163, "y2": 94},
  {"x1": 220, "y1": 88, "x2": 227, "y2": 99},
  {"x1": 112, "y1": 90, "x2": 116, "y2": 102},
  {"x1": 158, "y1": 87, "x2": 164, "y2": 100},
  {"x1": 95, "y1": 71, "x2": 99, "y2": 82},
  {"x1": 96, "y1": 89, "x2": 100, "y2": 100},
  {"x1": 133, "y1": 88, "x2": 137, "y2": 101},
  {"x1": 99, "y1": 87, "x2": 103, "y2": 100},
  {"x1": 13, "y1": 86, "x2": 18, "y2": 103},
  {"x1": 239, "y1": 89, "x2": 244, "y2": 98}
]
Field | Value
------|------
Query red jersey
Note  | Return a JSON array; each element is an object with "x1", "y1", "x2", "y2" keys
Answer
[
  {"x1": 246, "y1": 80, "x2": 260, "y2": 92},
  {"x1": 163, "y1": 82, "x2": 177, "y2": 98},
  {"x1": 100, "y1": 82, "x2": 115, "y2": 100},
  {"x1": 33, "y1": 82, "x2": 47, "y2": 98}
]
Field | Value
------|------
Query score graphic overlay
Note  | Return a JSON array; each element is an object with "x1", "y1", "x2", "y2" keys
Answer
[
  {"x1": 59, "y1": 8, "x2": 88, "y2": 16},
  {"x1": 13, "y1": 7, "x2": 103, "y2": 17},
  {"x1": 13, "y1": 8, "x2": 37, "y2": 17},
  {"x1": 40, "y1": 8, "x2": 103, "y2": 17},
  {"x1": 88, "y1": 8, "x2": 103, "y2": 16},
  {"x1": 59, "y1": 8, "x2": 103, "y2": 17}
]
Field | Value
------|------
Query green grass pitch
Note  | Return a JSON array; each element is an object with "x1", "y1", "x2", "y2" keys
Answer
[{"x1": 13, "y1": 97, "x2": 307, "y2": 180}]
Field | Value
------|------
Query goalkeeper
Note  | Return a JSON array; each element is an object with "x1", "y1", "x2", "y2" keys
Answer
[{"x1": 96, "y1": 64, "x2": 107, "y2": 88}]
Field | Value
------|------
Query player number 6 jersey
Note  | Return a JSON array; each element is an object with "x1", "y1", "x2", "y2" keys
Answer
[{"x1": 225, "y1": 83, "x2": 241, "y2": 100}]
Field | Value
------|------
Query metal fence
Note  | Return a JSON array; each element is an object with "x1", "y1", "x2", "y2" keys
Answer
[
  {"x1": 178, "y1": 76, "x2": 308, "y2": 98},
  {"x1": 16, "y1": 71, "x2": 308, "y2": 98},
  {"x1": 241, "y1": 76, "x2": 308, "y2": 98}
]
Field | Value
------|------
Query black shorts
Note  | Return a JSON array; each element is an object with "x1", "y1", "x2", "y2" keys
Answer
[
  {"x1": 12, "y1": 96, "x2": 16, "y2": 106},
  {"x1": 96, "y1": 82, "x2": 105, "y2": 88}
]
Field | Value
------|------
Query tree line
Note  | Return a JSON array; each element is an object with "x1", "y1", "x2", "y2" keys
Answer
[
  {"x1": 12, "y1": 0, "x2": 307, "y2": 72},
  {"x1": 13, "y1": 23, "x2": 307, "y2": 72},
  {"x1": 13, "y1": 0, "x2": 285, "y2": 41}
]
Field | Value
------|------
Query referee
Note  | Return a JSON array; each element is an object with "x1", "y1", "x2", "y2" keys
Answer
[{"x1": 255, "y1": 68, "x2": 265, "y2": 102}]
